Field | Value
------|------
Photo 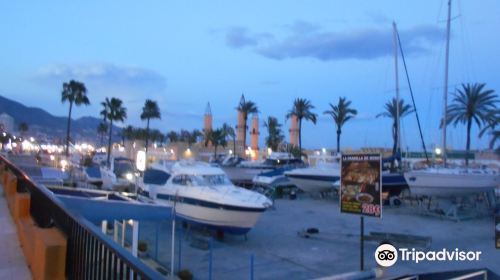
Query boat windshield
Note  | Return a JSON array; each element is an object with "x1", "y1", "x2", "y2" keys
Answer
[
  {"x1": 200, "y1": 174, "x2": 232, "y2": 186},
  {"x1": 172, "y1": 174, "x2": 232, "y2": 187},
  {"x1": 114, "y1": 160, "x2": 134, "y2": 177},
  {"x1": 144, "y1": 169, "x2": 170, "y2": 185}
]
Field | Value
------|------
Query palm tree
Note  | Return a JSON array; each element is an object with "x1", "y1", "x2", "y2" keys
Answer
[
  {"x1": 264, "y1": 116, "x2": 284, "y2": 151},
  {"x1": 189, "y1": 129, "x2": 203, "y2": 147},
  {"x1": 479, "y1": 109, "x2": 499, "y2": 151},
  {"x1": 236, "y1": 95, "x2": 258, "y2": 150},
  {"x1": 101, "y1": 97, "x2": 127, "y2": 167},
  {"x1": 97, "y1": 122, "x2": 108, "y2": 146},
  {"x1": 121, "y1": 125, "x2": 134, "y2": 145},
  {"x1": 166, "y1": 131, "x2": 179, "y2": 143},
  {"x1": 376, "y1": 98, "x2": 414, "y2": 156},
  {"x1": 140, "y1": 99, "x2": 161, "y2": 153},
  {"x1": 221, "y1": 123, "x2": 236, "y2": 154},
  {"x1": 445, "y1": 83, "x2": 498, "y2": 166},
  {"x1": 205, "y1": 128, "x2": 227, "y2": 158},
  {"x1": 286, "y1": 98, "x2": 317, "y2": 155},
  {"x1": 61, "y1": 80, "x2": 90, "y2": 157},
  {"x1": 324, "y1": 97, "x2": 357, "y2": 153},
  {"x1": 18, "y1": 122, "x2": 29, "y2": 137},
  {"x1": 180, "y1": 129, "x2": 202, "y2": 148}
]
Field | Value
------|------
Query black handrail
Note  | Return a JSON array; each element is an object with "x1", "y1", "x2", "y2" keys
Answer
[{"x1": 0, "y1": 155, "x2": 164, "y2": 280}]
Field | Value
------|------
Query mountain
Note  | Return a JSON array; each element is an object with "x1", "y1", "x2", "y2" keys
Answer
[{"x1": 0, "y1": 94, "x2": 120, "y2": 142}]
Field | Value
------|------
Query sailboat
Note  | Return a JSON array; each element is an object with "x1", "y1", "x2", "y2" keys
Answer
[{"x1": 403, "y1": 0, "x2": 499, "y2": 197}]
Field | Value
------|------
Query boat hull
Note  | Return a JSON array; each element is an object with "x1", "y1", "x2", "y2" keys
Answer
[
  {"x1": 222, "y1": 166, "x2": 272, "y2": 184},
  {"x1": 404, "y1": 170, "x2": 498, "y2": 197},
  {"x1": 139, "y1": 189, "x2": 266, "y2": 235},
  {"x1": 286, "y1": 174, "x2": 339, "y2": 193}
]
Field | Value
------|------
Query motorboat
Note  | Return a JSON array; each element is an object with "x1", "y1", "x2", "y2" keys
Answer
[
  {"x1": 404, "y1": 168, "x2": 499, "y2": 197},
  {"x1": 222, "y1": 152, "x2": 305, "y2": 185},
  {"x1": 252, "y1": 167, "x2": 295, "y2": 189},
  {"x1": 137, "y1": 161, "x2": 272, "y2": 234},
  {"x1": 83, "y1": 165, "x2": 103, "y2": 188},
  {"x1": 100, "y1": 157, "x2": 137, "y2": 191},
  {"x1": 284, "y1": 158, "x2": 340, "y2": 193},
  {"x1": 284, "y1": 155, "x2": 409, "y2": 197}
]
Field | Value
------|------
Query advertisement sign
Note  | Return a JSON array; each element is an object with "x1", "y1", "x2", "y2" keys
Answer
[
  {"x1": 496, "y1": 215, "x2": 500, "y2": 249},
  {"x1": 340, "y1": 153, "x2": 382, "y2": 217}
]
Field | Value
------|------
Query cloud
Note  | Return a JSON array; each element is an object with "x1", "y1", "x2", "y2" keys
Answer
[
  {"x1": 225, "y1": 27, "x2": 273, "y2": 49},
  {"x1": 33, "y1": 63, "x2": 167, "y2": 94},
  {"x1": 225, "y1": 21, "x2": 443, "y2": 61}
]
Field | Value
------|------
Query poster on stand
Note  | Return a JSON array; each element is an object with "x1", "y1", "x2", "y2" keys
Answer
[{"x1": 340, "y1": 153, "x2": 382, "y2": 218}]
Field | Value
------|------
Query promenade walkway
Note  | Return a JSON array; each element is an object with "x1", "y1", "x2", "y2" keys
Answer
[{"x1": 0, "y1": 188, "x2": 31, "y2": 279}]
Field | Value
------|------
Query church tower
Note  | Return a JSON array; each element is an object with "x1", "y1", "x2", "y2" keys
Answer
[
  {"x1": 204, "y1": 102, "x2": 213, "y2": 146},
  {"x1": 250, "y1": 113, "x2": 259, "y2": 153},
  {"x1": 236, "y1": 95, "x2": 246, "y2": 156}
]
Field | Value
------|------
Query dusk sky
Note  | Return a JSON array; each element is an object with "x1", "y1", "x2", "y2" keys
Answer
[{"x1": 1, "y1": 1, "x2": 499, "y2": 150}]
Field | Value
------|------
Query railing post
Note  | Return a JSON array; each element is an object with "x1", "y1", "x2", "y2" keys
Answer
[
  {"x1": 209, "y1": 238, "x2": 213, "y2": 280},
  {"x1": 250, "y1": 254, "x2": 254, "y2": 280},
  {"x1": 178, "y1": 228, "x2": 182, "y2": 272}
]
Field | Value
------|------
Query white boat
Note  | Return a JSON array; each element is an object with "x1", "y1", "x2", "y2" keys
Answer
[
  {"x1": 252, "y1": 167, "x2": 294, "y2": 189},
  {"x1": 137, "y1": 161, "x2": 272, "y2": 234},
  {"x1": 100, "y1": 157, "x2": 137, "y2": 191},
  {"x1": 403, "y1": 1, "x2": 499, "y2": 198},
  {"x1": 404, "y1": 168, "x2": 498, "y2": 197},
  {"x1": 284, "y1": 157, "x2": 341, "y2": 193},
  {"x1": 222, "y1": 152, "x2": 305, "y2": 184},
  {"x1": 83, "y1": 165, "x2": 103, "y2": 188}
]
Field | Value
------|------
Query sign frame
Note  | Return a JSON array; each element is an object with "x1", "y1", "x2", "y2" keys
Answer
[{"x1": 339, "y1": 153, "x2": 383, "y2": 218}]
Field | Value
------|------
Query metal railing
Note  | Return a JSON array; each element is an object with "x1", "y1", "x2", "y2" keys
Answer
[{"x1": 1, "y1": 155, "x2": 164, "y2": 280}]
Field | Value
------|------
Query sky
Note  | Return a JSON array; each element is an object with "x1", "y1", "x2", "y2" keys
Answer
[{"x1": 1, "y1": 0, "x2": 499, "y2": 151}]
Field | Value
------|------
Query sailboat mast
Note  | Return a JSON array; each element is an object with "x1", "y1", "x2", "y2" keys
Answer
[
  {"x1": 443, "y1": 0, "x2": 452, "y2": 166},
  {"x1": 393, "y1": 22, "x2": 401, "y2": 156}
]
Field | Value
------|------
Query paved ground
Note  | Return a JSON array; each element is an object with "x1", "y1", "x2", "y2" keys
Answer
[
  {"x1": 134, "y1": 194, "x2": 500, "y2": 280},
  {"x1": 0, "y1": 188, "x2": 31, "y2": 280}
]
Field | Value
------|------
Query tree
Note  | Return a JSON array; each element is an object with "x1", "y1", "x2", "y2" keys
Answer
[
  {"x1": 324, "y1": 97, "x2": 357, "y2": 153},
  {"x1": 61, "y1": 80, "x2": 90, "y2": 157},
  {"x1": 479, "y1": 109, "x2": 499, "y2": 152},
  {"x1": 376, "y1": 98, "x2": 414, "y2": 156},
  {"x1": 180, "y1": 129, "x2": 202, "y2": 148},
  {"x1": 140, "y1": 99, "x2": 161, "y2": 153},
  {"x1": 101, "y1": 97, "x2": 127, "y2": 167},
  {"x1": 97, "y1": 122, "x2": 108, "y2": 146},
  {"x1": 445, "y1": 83, "x2": 498, "y2": 166},
  {"x1": 166, "y1": 131, "x2": 179, "y2": 143},
  {"x1": 121, "y1": 125, "x2": 134, "y2": 145},
  {"x1": 205, "y1": 128, "x2": 227, "y2": 158},
  {"x1": 236, "y1": 95, "x2": 258, "y2": 150},
  {"x1": 221, "y1": 123, "x2": 236, "y2": 154},
  {"x1": 286, "y1": 98, "x2": 317, "y2": 155},
  {"x1": 264, "y1": 116, "x2": 284, "y2": 151},
  {"x1": 18, "y1": 122, "x2": 29, "y2": 137}
]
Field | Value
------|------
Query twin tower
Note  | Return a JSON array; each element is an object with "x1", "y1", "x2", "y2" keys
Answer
[{"x1": 203, "y1": 95, "x2": 300, "y2": 157}]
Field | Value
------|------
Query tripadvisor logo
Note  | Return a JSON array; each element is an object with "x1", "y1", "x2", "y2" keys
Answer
[
  {"x1": 375, "y1": 244, "x2": 398, "y2": 267},
  {"x1": 374, "y1": 244, "x2": 481, "y2": 267}
]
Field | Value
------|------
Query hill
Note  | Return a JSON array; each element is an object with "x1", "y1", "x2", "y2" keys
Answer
[{"x1": 0, "y1": 94, "x2": 120, "y2": 142}]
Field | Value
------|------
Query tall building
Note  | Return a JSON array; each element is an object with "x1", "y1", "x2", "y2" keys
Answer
[
  {"x1": 203, "y1": 102, "x2": 213, "y2": 146},
  {"x1": 289, "y1": 114, "x2": 299, "y2": 147},
  {"x1": 236, "y1": 95, "x2": 246, "y2": 156},
  {"x1": 250, "y1": 113, "x2": 259, "y2": 151},
  {"x1": 0, "y1": 113, "x2": 15, "y2": 133}
]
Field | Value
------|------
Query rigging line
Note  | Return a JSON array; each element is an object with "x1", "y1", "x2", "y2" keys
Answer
[{"x1": 395, "y1": 29, "x2": 430, "y2": 162}]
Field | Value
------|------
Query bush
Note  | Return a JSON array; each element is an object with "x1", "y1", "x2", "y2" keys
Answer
[{"x1": 177, "y1": 269, "x2": 193, "y2": 280}]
